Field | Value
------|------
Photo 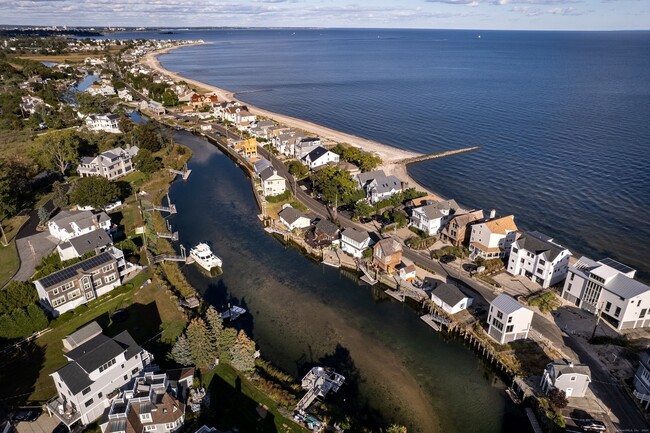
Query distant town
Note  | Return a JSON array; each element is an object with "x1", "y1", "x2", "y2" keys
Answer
[{"x1": 0, "y1": 30, "x2": 649, "y2": 433}]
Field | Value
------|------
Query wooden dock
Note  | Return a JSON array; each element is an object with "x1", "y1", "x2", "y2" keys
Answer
[
  {"x1": 384, "y1": 289, "x2": 405, "y2": 302},
  {"x1": 400, "y1": 146, "x2": 480, "y2": 165},
  {"x1": 420, "y1": 314, "x2": 441, "y2": 331}
]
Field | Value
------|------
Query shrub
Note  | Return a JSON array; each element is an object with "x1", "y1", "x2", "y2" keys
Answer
[
  {"x1": 405, "y1": 236, "x2": 436, "y2": 250},
  {"x1": 527, "y1": 291, "x2": 560, "y2": 313},
  {"x1": 265, "y1": 190, "x2": 291, "y2": 203}
]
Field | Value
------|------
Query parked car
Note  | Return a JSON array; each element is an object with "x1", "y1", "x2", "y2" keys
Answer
[
  {"x1": 12, "y1": 409, "x2": 41, "y2": 423},
  {"x1": 440, "y1": 254, "x2": 457, "y2": 264},
  {"x1": 577, "y1": 419, "x2": 606, "y2": 432}
]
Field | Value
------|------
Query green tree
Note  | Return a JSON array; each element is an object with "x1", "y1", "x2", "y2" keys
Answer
[
  {"x1": 133, "y1": 123, "x2": 163, "y2": 152},
  {"x1": 70, "y1": 176, "x2": 120, "y2": 209},
  {"x1": 30, "y1": 129, "x2": 80, "y2": 176},
  {"x1": 205, "y1": 306, "x2": 224, "y2": 342},
  {"x1": 185, "y1": 317, "x2": 218, "y2": 368},
  {"x1": 26, "y1": 304, "x2": 48, "y2": 332},
  {"x1": 548, "y1": 388, "x2": 568, "y2": 409},
  {"x1": 37, "y1": 207, "x2": 49, "y2": 224},
  {"x1": 230, "y1": 330, "x2": 256, "y2": 372},
  {"x1": 133, "y1": 149, "x2": 163, "y2": 174},
  {"x1": 169, "y1": 334, "x2": 193, "y2": 366},
  {"x1": 161, "y1": 90, "x2": 179, "y2": 107},
  {"x1": 52, "y1": 181, "x2": 69, "y2": 209},
  {"x1": 0, "y1": 158, "x2": 32, "y2": 219},
  {"x1": 386, "y1": 425, "x2": 408, "y2": 433},
  {"x1": 287, "y1": 160, "x2": 308, "y2": 179},
  {"x1": 353, "y1": 200, "x2": 374, "y2": 218},
  {"x1": 312, "y1": 166, "x2": 363, "y2": 207},
  {"x1": 218, "y1": 327, "x2": 238, "y2": 362},
  {"x1": 0, "y1": 281, "x2": 38, "y2": 315}
]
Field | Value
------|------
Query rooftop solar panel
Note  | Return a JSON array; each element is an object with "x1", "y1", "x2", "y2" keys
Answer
[
  {"x1": 600, "y1": 257, "x2": 635, "y2": 274},
  {"x1": 38, "y1": 252, "x2": 114, "y2": 289}
]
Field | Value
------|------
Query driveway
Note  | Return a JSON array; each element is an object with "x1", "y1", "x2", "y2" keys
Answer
[{"x1": 14, "y1": 233, "x2": 57, "y2": 282}]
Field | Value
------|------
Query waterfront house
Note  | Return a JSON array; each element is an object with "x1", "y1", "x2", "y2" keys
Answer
[
  {"x1": 139, "y1": 100, "x2": 166, "y2": 116},
  {"x1": 561, "y1": 257, "x2": 650, "y2": 330},
  {"x1": 430, "y1": 283, "x2": 473, "y2": 315},
  {"x1": 302, "y1": 146, "x2": 340, "y2": 170},
  {"x1": 85, "y1": 114, "x2": 121, "y2": 134},
  {"x1": 117, "y1": 89, "x2": 133, "y2": 102},
  {"x1": 440, "y1": 210, "x2": 484, "y2": 246},
  {"x1": 468, "y1": 213, "x2": 518, "y2": 260},
  {"x1": 340, "y1": 227, "x2": 372, "y2": 258},
  {"x1": 190, "y1": 93, "x2": 218, "y2": 110},
  {"x1": 34, "y1": 247, "x2": 136, "y2": 316},
  {"x1": 56, "y1": 229, "x2": 113, "y2": 261},
  {"x1": 253, "y1": 158, "x2": 273, "y2": 176},
  {"x1": 224, "y1": 106, "x2": 256, "y2": 125},
  {"x1": 540, "y1": 360, "x2": 591, "y2": 398},
  {"x1": 398, "y1": 264, "x2": 417, "y2": 282},
  {"x1": 278, "y1": 206, "x2": 311, "y2": 231},
  {"x1": 86, "y1": 82, "x2": 115, "y2": 96},
  {"x1": 633, "y1": 350, "x2": 650, "y2": 409},
  {"x1": 272, "y1": 131, "x2": 303, "y2": 157},
  {"x1": 47, "y1": 322, "x2": 153, "y2": 427},
  {"x1": 307, "y1": 219, "x2": 340, "y2": 247},
  {"x1": 78, "y1": 146, "x2": 139, "y2": 180},
  {"x1": 294, "y1": 137, "x2": 322, "y2": 160},
  {"x1": 99, "y1": 370, "x2": 189, "y2": 433},
  {"x1": 373, "y1": 238, "x2": 403, "y2": 273},
  {"x1": 234, "y1": 138, "x2": 258, "y2": 159},
  {"x1": 366, "y1": 175, "x2": 403, "y2": 205},
  {"x1": 507, "y1": 231, "x2": 572, "y2": 289},
  {"x1": 354, "y1": 170, "x2": 386, "y2": 190},
  {"x1": 409, "y1": 199, "x2": 460, "y2": 236},
  {"x1": 487, "y1": 294, "x2": 534, "y2": 344},
  {"x1": 48, "y1": 210, "x2": 112, "y2": 242},
  {"x1": 260, "y1": 168, "x2": 286, "y2": 197},
  {"x1": 337, "y1": 161, "x2": 361, "y2": 177},
  {"x1": 20, "y1": 95, "x2": 50, "y2": 115}
]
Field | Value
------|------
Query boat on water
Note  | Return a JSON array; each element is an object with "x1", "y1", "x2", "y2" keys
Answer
[
  {"x1": 221, "y1": 305, "x2": 246, "y2": 321},
  {"x1": 506, "y1": 387, "x2": 522, "y2": 405},
  {"x1": 189, "y1": 242, "x2": 222, "y2": 272}
]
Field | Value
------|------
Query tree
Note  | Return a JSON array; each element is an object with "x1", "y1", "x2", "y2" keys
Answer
[
  {"x1": 169, "y1": 334, "x2": 193, "y2": 366},
  {"x1": 52, "y1": 181, "x2": 69, "y2": 209},
  {"x1": 0, "y1": 281, "x2": 38, "y2": 315},
  {"x1": 37, "y1": 207, "x2": 49, "y2": 224},
  {"x1": 218, "y1": 327, "x2": 238, "y2": 362},
  {"x1": 70, "y1": 176, "x2": 120, "y2": 209},
  {"x1": 548, "y1": 388, "x2": 568, "y2": 409},
  {"x1": 312, "y1": 166, "x2": 363, "y2": 207},
  {"x1": 386, "y1": 425, "x2": 408, "y2": 433},
  {"x1": 133, "y1": 149, "x2": 163, "y2": 174},
  {"x1": 26, "y1": 304, "x2": 48, "y2": 332},
  {"x1": 30, "y1": 129, "x2": 80, "y2": 176},
  {"x1": 185, "y1": 317, "x2": 218, "y2": 368},
  {"x1": 133, "y1": 123, "x2": 163, "y2": 152},
  {"x1": 205, "y1": 306, "x2": 223, "y2": 339},
  {"x1": 353, "y1": 200, "x2": 374, "y2": 218},
  {"x1": 230, "y1": 330, "x2": 256, "y2": 372},
  {"x1": 288, "y1": 160, "x2": 308, "y2": 179},
  {"x1": 0, "y1": 158, "x2": 32, "y2": 219}
]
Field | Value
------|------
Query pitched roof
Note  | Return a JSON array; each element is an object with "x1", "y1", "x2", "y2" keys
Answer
[
  {"x1": 64, "y1": 229, "x2": 113, "y2": 256},
  {"x1": 260, "y1": 167, "x2": 283, "y2": 182},
  {"x1": 371, "y1": 175, "x2": 402, "y2": 194},
  {"x1": 490, "y1": 294, "x2": 529, "y2": 315},
  {"x1": 36, "y1": 251, "x2": 115, "y2": 290},
  {"x1": 253, "y1": 158, "x2": 273, "y2": 174},
  {"x1": 341, "y1": 227, "x2": 370, "y2": 244},
  {"x1": 548, "y1": 360, "x2": 591, "y2": 378},
  {"x1": 355, "y1": 170, "x2": 386, "y2": 187},
  {"x1": 278, "y1": 207, "x2": 307, "y2": 225},
  {"x1": 56, "y1": 361, "x2": 94, "y2": 395},
  {"x1": 305, "y1": 146, "x2": 330, "y2": 162},
  {"x1": 63, "y1": 321, "x2": 103, "y2": 350},
  {"x1": 431, "y1": 283, "x2": 469, "y2": 307},
  {"x1": 483, "y1": 214, "x2": 518, "y2": 235},
  {"x1": 375, "y1": 238, "x2": 402, "y2": 256},
  {"x1": 50, "y1": 210, "x2": 110, "y2": 232},
  {"x1": 315, "y1": 219, "x2": 339, "y2": 237},
  {"x1": 516, "y1": 231, "x2": 568, "y2": 262},
  {"x1": 66, "y1": 333, "x2": 126, "y2": 373},
  {"x1": 417, "y1": 199, "x2": 460, "y2": 219}
]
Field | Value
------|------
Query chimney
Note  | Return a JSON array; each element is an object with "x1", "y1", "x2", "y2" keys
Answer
[
  {"x1": 489, "y1": 209, "x2": 496, "y2": 219},
  {"x1": 92, "y1": 214, "x2": 99, "y2": 229}
]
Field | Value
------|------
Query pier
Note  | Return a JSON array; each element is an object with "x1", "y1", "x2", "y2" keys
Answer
[
  {"x1": 146, "y1": 193, "x2": 177, "y2": 215},
  {"x1": 156, "y1": 221, "x2": 179, "y2": 241},
  {"x1": 153, "y1": 245, "x2": 192, "y2": 264},
  {"x1": 400, "y1": 146, "x2": 480, "y2": 165},
  {"x1": 295, "y1": 367, "x2": 345, "y2": 414},
  {"x1": 169, "y1": 164, "x2": 192, "y2": 180}
]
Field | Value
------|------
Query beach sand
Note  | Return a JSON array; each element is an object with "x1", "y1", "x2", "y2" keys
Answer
[{"x1": 142, "y1": 44, "x2": 442, "y2": 200}]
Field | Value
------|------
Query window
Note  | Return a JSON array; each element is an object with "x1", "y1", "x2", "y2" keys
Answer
[
  {"x1": 104, "y1": 273, "x2": 117, "y2": 284},
  {"x1": 165, "y1": 424, "x2": 174, "y2": 430},
  {"x1": 67, "y1": 289, "x2": 82, "y2": 300},
  {"x1": 132, "y1": 367, "x2": 139, "y2": 374},
  {"x1": 140, "y1": 413, "x2": 152, "y2": 422},
  {"x1": 506, "y1": 325, "x2": 513, "y2": 333},
  {"x1": 101, "y1": 264, "x2": 114, "y2": 273},
  {"x1": 52, "y1": 288, "x2": 59, "y2": 295},
  {"x1": 145, "y1": 426, "x2": 156, "y2": 432},
  {"x1": 536, "y1": 268, "x2": 543, "y2": 275},
  {"x1": 605, "y1": 302, "x2": 611, "y2": 312},
  {"x1": 98, "y1": 358, "x2": 116, "y2": 373},
  {"x1": 86, "y1": 292, "x2": 95, "y2": 300},
  {"x1": 638, "y1": 300, "x2": 642, "y2": 307},
  {"x1": 94, "y1": 278, "x2": 103, "y2": 287},
  {"x1": 614, "y1": 306, "x2": 621, "y2": 317},
  {"x1": 98, "y1": 392, "x2": 103, "y2": 398},
  {"x1": 507, "y1": 317, "x2": 512, "y2": 323},
  {"x1": 539, "y1": 259, "x2": 546, "y2": 266},
  {"x1": 496, "y1": 311, "x2": 503, "y2": 320},
  {"x1": 491, "y1": 318, "x2": 504, "y2": 331},
  {"x1": 512, "y1": 248, "x2": 518, "y2": 254},
  {"x1": 570, "y1": 376, "x2": 576, "y2": 381},
  {"x1": 570, "y1": 273, "x2": 574, "y2": 281},
  {"x1": 124, "y1": 375, "x2": 128, "y2": 380},
  {"x1": 640, "y1": 309, "x2": 647, "y2": 319},
  {"x1": 82, "y1": 278, "x2": 91, "y2": 290},
  {"x1": 84, "y1": 399, "x2": 94, "y2": 408},
  {"x1": 52, "y1": 296, "x2": 66, "y2": 307},
  {"x1": 82, "y1": 386, "x2": 91, "y2": 395}
]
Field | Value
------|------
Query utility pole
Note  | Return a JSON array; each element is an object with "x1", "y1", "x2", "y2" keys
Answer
[{"x1": 591, "y1": 303, "x2": 603, "y2": 340}]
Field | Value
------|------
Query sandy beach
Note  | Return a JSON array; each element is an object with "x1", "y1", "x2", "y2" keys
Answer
[{"x1": 142, "y1": 44, "x2": 442, "y2": 199}]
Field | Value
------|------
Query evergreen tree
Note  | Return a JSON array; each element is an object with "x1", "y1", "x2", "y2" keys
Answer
[
  {"x1": 205, "y1": 306, "x2": 223, "y2": 354},
  {"x1": 11, "y1": 308, "x2": 33, "y2": 339},
  {"x1": 230, "y1": 330, "x2": 256, "y2": 372},
  {"x1": 218, "y1": 327, "x2": 238, "y2": 362},
  {"x1": 169, "y1": 334, "x2": 193, "y2": 366},
  {"x1": 52, "y1": 181, "x2": 69, "y2": 209},
  {"x1": 0, "y1": 281, "x2": 37, "y2": 315},
  {"x1": 185, "y1": 317, "x2": 218, "y2": 368}
]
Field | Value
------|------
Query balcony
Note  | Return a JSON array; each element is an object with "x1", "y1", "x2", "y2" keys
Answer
[{"x1": 46, "y1": 396, "x2": 82, "y2": 427}]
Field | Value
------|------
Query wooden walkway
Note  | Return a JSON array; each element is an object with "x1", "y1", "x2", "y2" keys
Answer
[
  {"x1": 400, "y1": 146, "x2": 480, "y2": 165},
  {"x1": 525, "y1": 408, "x2": 543, "y2": 433}
]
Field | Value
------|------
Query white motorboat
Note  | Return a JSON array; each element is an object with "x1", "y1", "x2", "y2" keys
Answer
[{"x1": 189, "y1": 242, "x2": 222, "y2": 271}]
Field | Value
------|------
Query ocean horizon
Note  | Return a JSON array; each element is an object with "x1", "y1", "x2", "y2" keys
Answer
[{"x1": 112, "y1": 28, "x2": 650, "y2": 280}]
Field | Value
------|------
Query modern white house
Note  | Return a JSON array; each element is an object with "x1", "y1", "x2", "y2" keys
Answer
[
  {"x1": 260, "y1": 168, "x2": 286, "y2": 197},
  {"x1": 48, "y1": 210, "x2": 112, "y2": 242},
  {"x1": 561, "y1": 257, "x2": 650, "y2": 330},
  {"x1": 487, "y1": 294, "x2": 534, "y2": 344},
  {"x1": 430, "y1": 283, "x2": 473, "y2": 315},
  {"x1": 507, "y1": 231, "x2": 572, "y2": 289},
  {"x1": 77, "y1": 146, "x2": 139, "y2": 180},
  {"x1": 56, "y1": 229, "x2": 113, "y2": 261},
  {"x1": 117, "y1": 89, "x2": 133, "y2": 101},
  {"x1": 340, "y1": 228, "x2": 372, "y2": 258},
  {"x1": 86, "y1": 82, "x2": 116, "y2": 96},
  {"x1": 47, "y1": 322, "x2": 153, "y2": 427},
  {"x1": 469, "y1": 214, "x2": 519, "y2": 260},
  {"x1": 278, "y1": 206, "x2": 311, "y2": 231},
  {"x1": 409, "y1": 199, "x2": 460, "y2": 236},
  {"x1": 633, "y1": 350, "x2": 650, "y2": 409},
  {"x1": 302, "y1": 146, "x2": 340, "y2": 169},
  {"x1": 85, "y1": 114, "x2": 121, "y2": 133},
  {"x1": 99, "y1": 370, "x2": 190, "y2": 433},
  {"x1": 540, "y1": 360, "x2": 591, "y2": 398}
]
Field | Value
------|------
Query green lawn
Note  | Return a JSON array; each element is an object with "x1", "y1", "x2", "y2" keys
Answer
[
  {"x1": 200, "y1": 364, "x2": 309, "y2": 433},
  {"x1": 0, "y1": 242, "x2": 20, "y2": 287}
]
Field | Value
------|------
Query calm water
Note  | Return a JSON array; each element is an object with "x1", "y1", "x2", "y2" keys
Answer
[
  {"x1": 115, "y1": 28, "x2": 650, "y2": 280},
  {"x1": 168, "y1": 132, "x2": 530, "y2": 433}
]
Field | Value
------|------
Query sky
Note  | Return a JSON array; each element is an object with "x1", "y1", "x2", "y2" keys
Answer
[{"x1": 0, "y1": 0, "x2": 648, "y2": 31}]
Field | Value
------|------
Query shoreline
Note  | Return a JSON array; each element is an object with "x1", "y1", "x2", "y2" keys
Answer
[{"x1": 141, "y1": 44, "x2": 445, "y2": 200}]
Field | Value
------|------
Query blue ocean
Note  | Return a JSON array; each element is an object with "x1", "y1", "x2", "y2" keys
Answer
[{"x1": 119, "y1": 29, "x2": 650, "y2": 278}]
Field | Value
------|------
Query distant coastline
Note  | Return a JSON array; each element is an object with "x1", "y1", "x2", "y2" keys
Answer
[{"x1": 141, "y1": 43, "x2": 450, "y2": 200}]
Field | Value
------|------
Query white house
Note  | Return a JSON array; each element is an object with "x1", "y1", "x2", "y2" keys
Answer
[
  {"x1": 294, "y1": 137, "x2": 321, "y2": 160},
  {"x1": 469, "y1": 214, "x2": 519, "y2": 260},
  {"x1": 633, "y1": 350, "x2": 650, "y2": 409},
  {"x1": 340, "y1": 228, "x2": 372, "y2": 258},
  {"x1": 487, "y1": 294, "x2": 534, "y2": 344},
  {"x1": 48, "y1": 210, "x2": 112, "y2": 242},
  {"x1": 56, "y1": 229, "x2": 113, "y2": 261},
  {"x1": 302, "y1": 146, "x2": 340, "y2": 169},
  {"x1": 47, "y1": 322, "x2": 153, "y2": 427},
  {"x1": 354, "y1": 170, "x2": 403, "y2": 204},
  {"x1": 398, "y1": 264, "x2": 417, "y2": 282},
  {"x1": 86, "y1": 83, "x2": 115, "y2": 96},
  {"x1": 430, "y1": 283, "x2": 473, "y2": 315},
  {"x1": 278, "y1": 206, "x2": 311, "y2": 231},
  {"x1": 77, "y1": 146, "x2": 139, "y2": 180},
  {"x1": 540, "y1": 360, "x2": 591, "y2": 398},
  {"x1": 117, "y1": 89, "x2": 133, "y2": 101},
  {"x1": 85, "y1": 114, "x2": 121, "y2": 133},
  {"x1": 99, "y1": 370, "x2": 190, "y2": 433},
  {"x1": 260, "y1": 168, "x2": 286, "y2": 197},
  {"x1": 507, "y1": 231, "x2": 572, "y2": 289},
  {"x1": 410, "y1": 199, "x2": 460, "y2": 236},
  {"x1": 561, "y1": 257, "x2": 650, "y2": 330}
]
